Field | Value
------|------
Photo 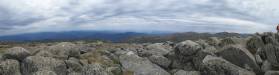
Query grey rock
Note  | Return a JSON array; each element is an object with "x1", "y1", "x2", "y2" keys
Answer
[
  {"x1": 170, "y1": 60, "x2": 195, "y2": 71},
  {"x1": 32, "y1": 70, "x2": 57, "y2": 75},
  {"x1": 65, "y1": 57, "x2": 83, "y2": 73},
  {"x1": 202, "y1": 55, "x2": 256, "y2": 75},
  {"x1": 47, "y1": 42, "x2": 80, "y2": 59},
  {"x1": 217, "y1": 45, "x2": 261, "y2": 73},
  {"x1": 68, "y1": 72, "x2": 81, "y2": 75},
  {"x1": 175, "y1": 40, "x2": 202, "y2": 56},
  {"x1": 261, "y1": 33, "x2": 278, "y2": 45},
  {"x1": 148, "y1": 55, "x2": 171, "y2": 68},
  {"x1": 21, "y1": 56, "x2": 67, "y2": 75},
  {"x1": 173, "y1": 70, "x2": 200, "y2": 75},
  {"x1": 265, "y1": 71, "x2": 279, "y2": 75},
  {"x1": 145, "y1": 43, "x2": 172, "y2": 56},
  {"x1": 106, "y1": 66, "x2": 122, "y2": 75},
  {"x1": 255, "y1": 54, "x2": 263, "y2": 65},
  {"x1": 261, "y1": 61, "x2": 272, "y2": 72},
  {"x1": 34, "y1": 50, "x2": 53, "y2": 57},
  {"x1": 206, "y1": 37, "x2": 221, "y2": 47},
  {"x1": 246, "y1": 36, "x2": 264, "y2": 54},
  {"x1": 0, "y1": 59, "x2": 21, "y2": 75},
  {"x1": 219, "y1": 37, "x2": 236, "y2": 47},
  {"x1": 2, "y1": 47, "x2": 30, "y2": 61},
  {"x1": 262, "y1": 44, "x2": 279, "y2": 67},
  {"x1": 119, "y1": 51, "x2": 170, "y2": 75},
  {"x1": 81, "y1": 64, "x2": 109, "y2": 75}
]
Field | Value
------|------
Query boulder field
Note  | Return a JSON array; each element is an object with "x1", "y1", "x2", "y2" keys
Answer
[{"x1": 1, "y1": 32, "x2": 279, "y2": 75}]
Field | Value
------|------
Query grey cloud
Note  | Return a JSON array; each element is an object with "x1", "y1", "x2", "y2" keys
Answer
[{"x1": 0, "y1": 0, "x2": 277, "y2": 35}]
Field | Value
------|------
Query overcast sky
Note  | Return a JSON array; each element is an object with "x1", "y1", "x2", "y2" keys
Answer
[{"x1": 0, "y1": 0, "x2": 278, "y2": 35}]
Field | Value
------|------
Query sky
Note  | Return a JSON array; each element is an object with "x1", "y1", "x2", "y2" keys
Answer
[{"x1": 0, "y1": 0, "x2": 279, "y2": 35}]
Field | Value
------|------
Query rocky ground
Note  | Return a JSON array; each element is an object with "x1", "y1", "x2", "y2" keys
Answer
[{"x1": 1, "y1": 32, "x2": 279, "y2": 75}]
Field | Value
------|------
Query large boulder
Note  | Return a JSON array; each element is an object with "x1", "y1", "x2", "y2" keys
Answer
[
  {"x1": 21, "y1": 56, "x2": 67, "y2": 75},
  {"x1": 202, "y1": 55, "x2": 256, "y2": 75},
  {"x1": 46, "y1": 42, "x2": 80, "y2": 59},
  {"x1": 0, "y1": 59, "x2": 21, "y2": 75},
  {"x1": 119, "y1": 51, "x2": 170, "y2": 75},
  {"x1": 2, "y1": 47, "x2": 30, "y2": 61},
  {"x1": 175, "y1": 40, "x2": 202, "y2": 56},
  {"x1": 173, "y1": 70, "x2": 201, "y2": 75},
  {"x1": 148, "y1": 55, "x2": 171, "y2": 69},
  {"x1": 216, "y1": 45, "x2": 261, "y2": 73},
  {"x1": 174, "y1": 40, "x2": 202, "y2": 63}
]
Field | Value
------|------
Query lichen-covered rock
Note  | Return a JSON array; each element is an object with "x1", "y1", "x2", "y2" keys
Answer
[
  {"x1": 2, "y1": 47, "x2": 30, "y2": 61},
  {"x1": 173, "y1": 70, "x2": 200, "y2": 75},
  {"x1": 202, "y1": 55, "x2": 256, "y2": 75},
  {"x1": 217, "y1": 45, "x2": 261, "y2": 73},
  {"x1": 119, "y1": 51, "x2": 170, "y2": 75},
  {"x1": 246, "y1": 36, "x2": 264, "y2": 54},
  {"x1": 148, "y1": 55, "x2": 171, "y2": 69},
  {"x1": 32, "y1": 70, "x2": 57, "y2": 75},
  {"x1": 81, "y1": 63, "x2": 109, "y2": 75},
  {"x1": 0, "y1": 59, "x2": 21, "y2": 75},
  {"x1": 21, "y1": 56, "x2": 67, "y2": 75}
]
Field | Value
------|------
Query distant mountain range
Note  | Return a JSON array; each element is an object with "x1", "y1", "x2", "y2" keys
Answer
[
  {"x1": 0, "y1": 31, "x2": 251, "y2": 43},
  {"x1": 0, "y1": 31, "x2": 149, "y2": 42}
]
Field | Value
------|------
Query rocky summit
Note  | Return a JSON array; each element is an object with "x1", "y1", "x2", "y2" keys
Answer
[{"x1": 1, "y1": 32, "x2": 279, "y2": 75}]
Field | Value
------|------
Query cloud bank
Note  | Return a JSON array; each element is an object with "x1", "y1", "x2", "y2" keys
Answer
[{"x1": 0, "y1": 0, "x2": 278, "y2": 35}]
